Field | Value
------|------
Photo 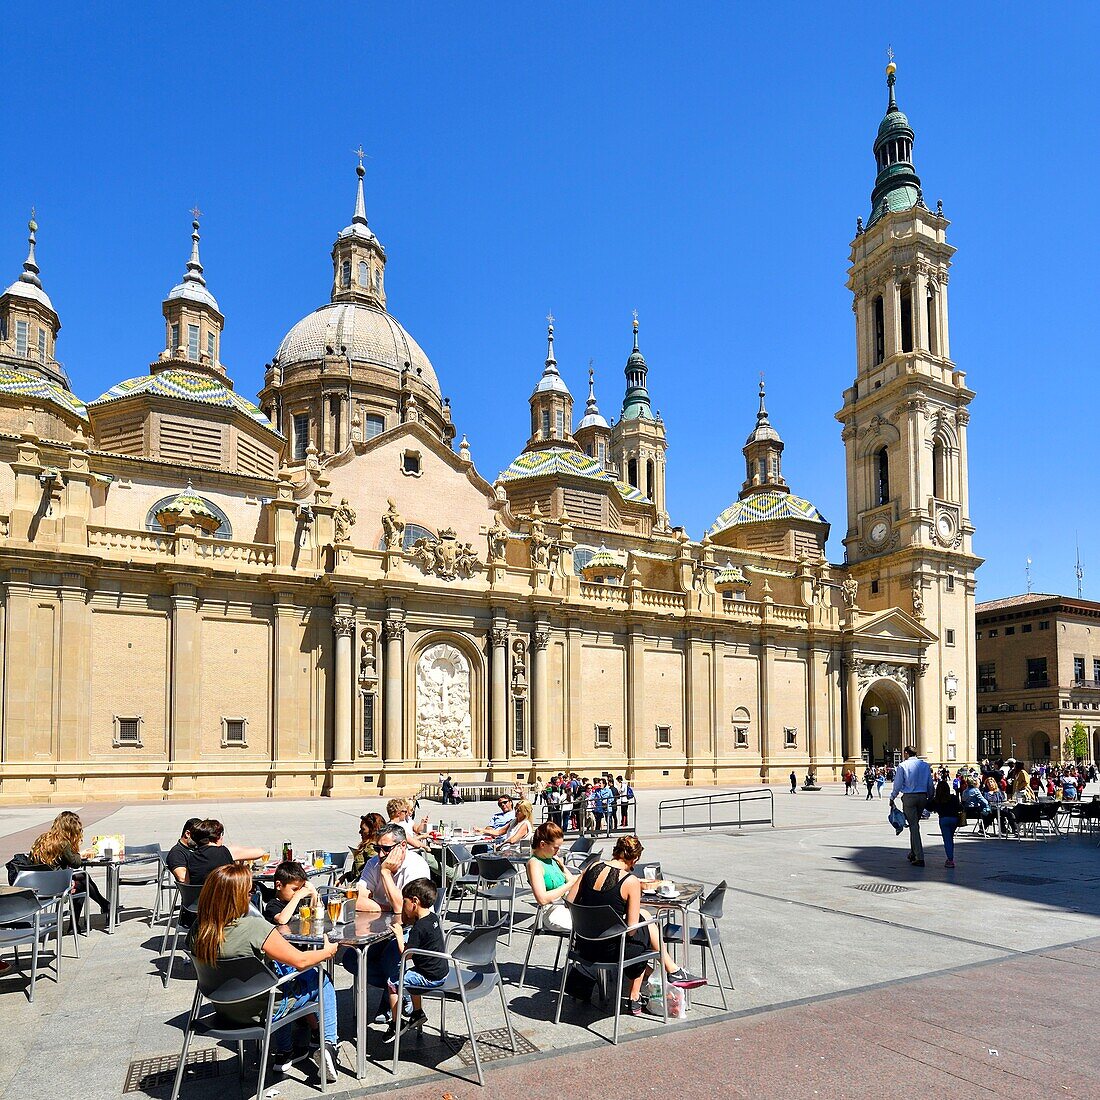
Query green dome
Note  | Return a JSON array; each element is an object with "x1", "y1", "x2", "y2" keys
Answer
[{"x1": 877, "y1": 109, "x2": 912, "y2": 139}]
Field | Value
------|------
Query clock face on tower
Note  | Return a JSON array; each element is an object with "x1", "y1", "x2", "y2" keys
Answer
[
  {"x1": 869, "y1": 520, "x2": 889, "y2": 546},
  {"x1": 936, "y1": 513, "x2": 955, "y2": 544}
]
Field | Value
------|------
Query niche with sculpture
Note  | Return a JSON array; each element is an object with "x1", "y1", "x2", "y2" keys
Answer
[{"x1": 415, "y1": 642, "x2": 473, "y2": 759}]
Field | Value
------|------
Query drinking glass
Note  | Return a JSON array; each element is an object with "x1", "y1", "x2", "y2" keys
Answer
[
  {"x1": 299, "y1": 904, "x2": 312, "y2": 923},
  {"x1": 314, "y1": 853, "x2": 325, "y2": 871},
  {"x1": 327, "y1": 897, "x2": 343, "y2": 925},
  {"x1": 344, "y1": 885, "x2": 358, "y2": 901}
]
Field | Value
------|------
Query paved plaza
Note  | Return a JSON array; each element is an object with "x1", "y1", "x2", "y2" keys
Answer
[{"x1": 2, "y1": 785, "x2": 1099, "y2": 1099}]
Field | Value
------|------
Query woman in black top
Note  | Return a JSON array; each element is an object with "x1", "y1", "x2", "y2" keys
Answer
[
  {"x1": 930, "y1": 779, "x2": 962, "y2": 868},
  {"x1": 183, "y1": 819, "x2": 265, "y2": 885},
  {"x1": 566, "y1": 836, "x2": 704, "y2": 1015}
]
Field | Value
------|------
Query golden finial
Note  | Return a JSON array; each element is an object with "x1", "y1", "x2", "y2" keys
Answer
[{"x1": 28, "y1": 205, "x2": 37, "y2": 233}]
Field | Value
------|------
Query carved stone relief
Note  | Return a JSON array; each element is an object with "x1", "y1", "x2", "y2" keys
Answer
[
  {"x1": 854, "y1": 659, "x2": 912, "y2": 693},
  {"x1": 410, "y1": 527, "x2": 479, "y2": 580},
  {"x1": 415, "y1": 642, "x2": 473, "y2": 759}
]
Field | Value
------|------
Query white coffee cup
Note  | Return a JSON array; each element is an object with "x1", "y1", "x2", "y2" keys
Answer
[{"x1": 660, "y1": 881, "x2": 676, "y2": 897}]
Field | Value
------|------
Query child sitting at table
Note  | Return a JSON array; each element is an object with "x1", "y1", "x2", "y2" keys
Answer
[
  {"x1": 382, "y1": 878, "x2": 448, "y2": 1041},
  {"x1": 263, "y1": 861, "x2": 322, "y2": 925}
]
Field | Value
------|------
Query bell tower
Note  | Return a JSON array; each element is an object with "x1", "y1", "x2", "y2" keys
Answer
[
  {"x1": 330, "y1": 149, "x2": 387, "y2": 308},
  {"x1": 837, "y1": 58, "x2": 981, "y2": 765}
]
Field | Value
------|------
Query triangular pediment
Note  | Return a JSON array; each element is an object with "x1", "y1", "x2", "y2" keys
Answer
[{"x1": 852, "y1": 606, "x2": 938, "y2": 644}]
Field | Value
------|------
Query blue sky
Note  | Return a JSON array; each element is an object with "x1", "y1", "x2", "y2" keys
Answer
[{"x1": 3, "y1": 3, "x2": 1096, "y2": 600}]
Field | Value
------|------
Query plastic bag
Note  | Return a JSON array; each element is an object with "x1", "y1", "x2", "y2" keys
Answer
[{"x1": 647, "y1": 982, "x2": 690, "y2": 1018}]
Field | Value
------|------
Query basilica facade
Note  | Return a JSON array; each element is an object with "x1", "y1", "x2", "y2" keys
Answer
[{"x1": 0, "y1": 65, "x2": 980, "y2": 803}]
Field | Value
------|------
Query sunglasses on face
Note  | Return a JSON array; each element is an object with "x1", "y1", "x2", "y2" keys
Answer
[{"x1": 377, "y1": 842, "x2": 402, "y2": 855}]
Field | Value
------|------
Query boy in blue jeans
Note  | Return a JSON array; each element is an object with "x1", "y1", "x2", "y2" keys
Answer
[{"x1": 382, "y1": 878, "x2": 448, "y2": 1041}]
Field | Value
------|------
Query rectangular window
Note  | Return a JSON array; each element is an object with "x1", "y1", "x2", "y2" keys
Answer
[
  {"x1": 1041, "y1": 701, "x2": 1053, "y2": 710},
  {"x1": 187, "y1": 324, "x2": 200, "y2": 361},
  {"x1": 114, "y1": 716, "x2": 142, "y2": 747},
  {"x1": 15, "y1": 320, "x2": 28, "y2": 357},
  {"x1": 361, "y1": 693, "x2": 376, "y2": 755},
  {"x1": 171, "y1": 323, "x2": 180, "y2": 353},
  {"x1": 37, "y1": 328, "x2": 46, "y2": 361},
  {"x1": 1022, "y1": 623, "x2": 1032, "y2": 633},
  {"x1": 1074, "y1": 656, "x2": 1085, "y2": 684},
  {"x1": 978, "y1": 662, "x2": 997, "y2": 692},
  {"x1": 1038, "y1": 620, "x2": 1050, "y2": 630},
  {"x1": 945, "y1": 629, "x2": 956, "y2": 646},
  {"x1": 555, "y1": 409, "x2": 564, "y2": 438},
  {"x1": 655, "y1": 724, "x2": 672, "y2": 748},
  {"x1": 1023, "y1": 702, "x2": 1035, "y2": 711},
  {"x1": 222, "y1": 718, "x2": 247, "y2": 746},
  {"x1": 870, "y1": 580, "x2": 879, "y2": 594},
  {"x1": 946, "y1": 705, "x2": 957, "y2": 722},
  {"x1": 976, "y1": 631, "x2": 983, "y2": 640},
  {"x1": 945, "y1": 574, "x2": 955, "y2": 591},
  {"x1": 513, "y1": 698, "x2": 527, "y2": 755},
  {"x1": 734, "y1": 726, "x2": 748, "y2": 748},
  {"x1": 595, "y1": 724, "x2": 612, "y2": 748},
  {"x1": 784, "y1": 726, "x2": 797, "y2": 748},
  {"x1": 979, "y1": 729, "x2": 1002, "y2": 757},
  {"x1": 541, "y1": 410, "x2": 550, "y2": 439},
  {"x1": 1026, "y1": 657, "x2": 1048, "y2": 687},
  {"x1": 402, "y1": 451, "x2": 422, "y2": 475},
  {"x1": 364, "y1": 414, "x2": 385, "y2": 440},
  {"x1": 988, "y1": 628, "x2": 998, "y2": 638},
  {"x1": 293, "y1": 413, "x2": 309, "y2": 460},
  {"x1": 1094, "y1": 659, "x2": 1100, "y2": 685},
  {"x1": 207, "y1": 331, "x2": 216, "y2": 363},
  {"x1": 1005, "y1": 626, "x2": 1015, "y2": 636}
]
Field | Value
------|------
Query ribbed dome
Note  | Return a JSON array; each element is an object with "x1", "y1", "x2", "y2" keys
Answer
[
  {"x1": 709, "y1": 490, "x2": 826, "y2": 536},
  {"x1": 0, "y1": 365, "x2": 86, "y2": 420},
  {"x1": 3, "y1": 277, "x2": 54, "y2": 312},
  {"x1": 877, "y1": 109, "x2": 911, "y2": 139},
  {"x1": 274, "y1": 302, "x2": 439, "y2": 396}
]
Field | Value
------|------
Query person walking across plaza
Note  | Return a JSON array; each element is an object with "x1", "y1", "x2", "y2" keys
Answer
[
  {"x1": 930, "y1": 779, "x2": 961, "y2": 868},
  {"x1": 790, "y1": 770, "x2": 798, "y2": 794},
  {"x1": 864, "y1": 767, "x2": 875, "y2": 800},
  {"x1": 889, "y1": 746, "x2": 935, "y2": 867}
]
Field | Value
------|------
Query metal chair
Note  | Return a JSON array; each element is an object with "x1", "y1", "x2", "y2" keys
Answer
[
  {"x1": 392, "y1": 923, "x2": 515, "y2": 1088},
  {"x1": 518, "y1": 902, "x2": 571, "y2": 990},
  {"x1": 562, "y1": 836, "x2": 593, "y2": 872},
  {"x1": 162, "y1": 883, "x2": 204, "y2": 986},
  {"x1": 467, "y1": 856, "x2": 519, "y2": 944},
  {"x1": 440, "y1": 843, "x2": 479, "y2": 920},
  {"x1": 116, "y1": 844, "x2": 166, "y2": 927},
  {"x1": 169, "y1": 952, "x2": 331, "y2": 1099},
  {"x1": 663, "y1": 880, "x2": 733, "y2": 1009},
  {"x1": 13, "y1": 868, "x2": 79, "y2": 962},
  {"x1": 554, "y1": 901, "x2": 668, "y2": 1045},
  {"x1": 0, "y1": 889, "x2": 52, "y2": 1002}
]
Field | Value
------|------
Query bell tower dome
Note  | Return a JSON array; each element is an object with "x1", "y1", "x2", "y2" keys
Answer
[{"x1": 330, "y1": 149, "x2": 387, "y2": 308}]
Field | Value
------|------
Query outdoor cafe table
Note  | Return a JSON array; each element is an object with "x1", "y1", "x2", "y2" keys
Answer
[
  {"x1": 282, "y1": 908, "x2": 395, "y2": 1082},
  {"x1": 82, "y1": 852, "x2": 159, "y2": 934},
  {"x1": 639, "y1": 880, "x2": 704, "y2": 954}
]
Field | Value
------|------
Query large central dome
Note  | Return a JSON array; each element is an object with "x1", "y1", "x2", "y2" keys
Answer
[{"x1": 274, "y1": 301, "x2": 439, "y2": 395}]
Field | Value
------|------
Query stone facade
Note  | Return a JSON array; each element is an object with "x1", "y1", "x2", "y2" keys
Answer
[{"x1": 0, "y1": 64, "x2": 980, "y2": 803}]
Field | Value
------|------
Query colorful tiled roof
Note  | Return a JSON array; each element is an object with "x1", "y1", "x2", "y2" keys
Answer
[
  {"x1": 498, "y1": 447, "x2": 649, "y2": 504},
  {"x1": 715, "y1": 563, "x2": 751, "y2": 587},
  {"x1": 0, "y1": 365, "x2": 87, "y2": 420},
  {"x1": 709, "y1": 490, "x2": 826, "y2": 535},
  {"x1": 155, "y1": 484, "x2": 222, "y2": 529},
  {"x1": 89, "y1": 369, "x2": 280, "y2": 433}
]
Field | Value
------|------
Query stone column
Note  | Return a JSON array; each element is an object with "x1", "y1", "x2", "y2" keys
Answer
[
  {"x1": 490, "y1": 621, "x2": 508, "y2": 766},
  {"x1": 938, "y1": 279, "x2": 951, "y2": 360},
  {"x1": 272, "y1": 593, "x2": 300, "y2": 767},
  {"x1": 169, "y1": 582, "x2": 201, "y2": 763},
  {"x1": 532, "y1": 625, "x2": 550, "y2": 765},
  {"x1": 382, "y1": 617, "x2": 406, "y2": 765},
  {"x1": 806, "y1": 640, "x2": 819, "y2": 769},
  {"x1": 333, "y1": 611, "x2": 355, "y2": 764},
  {"x1": 845, "y1": 657, "x2": 861, "y2": 764},
  {"x1": 914, "y1": 271, "x2": 929, "y2": 351},
  {"x1": 58, "y1": 573, "x2": 90, "y2": 763},
  {"x1": 758, "y1": 632, "x2": 773, "y2": 779},
  {"x1": 886, "y1": 278, "x2": 902, "y2": 358}
]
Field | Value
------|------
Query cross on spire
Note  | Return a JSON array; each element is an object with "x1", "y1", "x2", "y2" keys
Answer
[
  {"x1": 886, "y1": 44, "x2": 894, "y2": 64},
  {"x1": 354, "y1": 145, "x2": 366, "y2": 168},
  {"x1": 546, "y1": 310, "x2": 555, "y2": 327},
  {"x1": 190, "y1": 205, "x2": 203, "y2": 223}
]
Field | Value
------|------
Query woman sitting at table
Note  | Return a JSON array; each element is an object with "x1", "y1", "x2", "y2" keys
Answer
[
  {"x1": 387, "y1": 799, "x2": 440, "y2": 878},
  {"x1": 348, "y1": 812, "x2": 386, "y2": 883},
  {"x1": 566, "y1": 835, "x2": 704, "y2": 1016},
  {"x1": 497, "y1": 800, "x2": 534, "y2": 849},
  {"x1": 29, "y1": 811, "x2": 109, "y2": 924},
  {"x1": 189, "y1": 862, "x2": 341, "y2": 1080},
  {"x1": 983, "y1": 776, "x2": 1017, "y2": 835},
  {"x1": 525, "y1": 822, "x2": 576, "y2": 930},
  {"x1": 183, "y1": 820, "x2": 265, "y2": 886}
]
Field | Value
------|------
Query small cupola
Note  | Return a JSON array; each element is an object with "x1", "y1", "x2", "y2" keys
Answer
[
  {"x1": 526, "y1": 314, "x2": 577, "y2": 451},
  {"x1": 740, "y1": 376, "x2": 787, "y2": 498},
  {"x1": 867, "y1": 55, "x2": 924, "y2": 226},
  {"x1": 330, "y1": 150, "x2": 387, "y2": 308},
  {"x1": 574, "y1": 363, "x2": 611, "y2": 466}
]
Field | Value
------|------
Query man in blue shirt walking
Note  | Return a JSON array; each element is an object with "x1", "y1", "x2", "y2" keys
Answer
[{"x1": 889, "y1": 746, "x2": 935, "y2": 867}]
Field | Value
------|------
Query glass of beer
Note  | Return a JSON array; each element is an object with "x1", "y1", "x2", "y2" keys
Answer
[
  {"x1": 344, "y1": 885, "x2": 358, "y2": 902},
  {"x1": 314, "y1": 853, "x2": 325, "y2": 871},
  {"x1": 299, "y1": 903, "x2": 311, "y2": 923},
  {"x1": 327, "y1": 897, "x2": 343, "y2": 926}
]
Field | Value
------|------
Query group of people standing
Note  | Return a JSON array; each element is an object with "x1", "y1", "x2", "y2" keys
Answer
[{"x1": 539, "y1": 773, "x2": 633, "y2": 835}]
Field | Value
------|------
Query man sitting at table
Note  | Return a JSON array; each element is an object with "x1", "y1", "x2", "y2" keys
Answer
[
  {"x1": 182, "y1": 820, "x2": 266, "y2": 886},
  {"x1": 481, "y1": 796, "x2": 516, "y2": 840},
  {"x1": 166, "y1": 818, "x2": 202, "y2": 884}
]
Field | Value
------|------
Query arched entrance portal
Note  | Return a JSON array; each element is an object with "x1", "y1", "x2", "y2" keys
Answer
[
  {"x1": 1030, "y1": 730, "x2": 1052, "y2": 763},
  {"x1": 860, "y1": 679, "x2": 910, "y2": 765}
]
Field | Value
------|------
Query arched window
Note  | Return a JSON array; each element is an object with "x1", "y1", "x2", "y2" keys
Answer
[
  {"x1": 646, "y1": 459, "x2": 654, "y2": 498},
  {"x1": 899, "y1": 283, "x2": 914, "y2": 353},
  {"x1": 146, "y1": 494, "x2": 232, "y2": 540},
  {"x1": 357, "y1": 261, "x2": 368, "y2": 287},
  {"x1": 932, "y1": 438, "x2": 947, "y2": 500},
  {"x1": 876, "y1": 447, "x2": 890, "y2": 506},
  {"x1": 926, "y1": 285, "x2": 938, "y2": 355},
  {"x1": 627, "y1": 457, "x2": 638, "y2": 488},
  {"x1": 873, "y1": 296, "x2": 885, "y2": 365},
  {"x1": 341, "y1": 260, "x2": 351, "y2": 288},
  {"x1": 573, "y1": 547, "x2": 596, "y2": 575}
]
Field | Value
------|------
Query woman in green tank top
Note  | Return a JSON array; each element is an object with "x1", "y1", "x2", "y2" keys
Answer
[{"x1": 525, "y1": 821, "x2": 576, "y2": 930}]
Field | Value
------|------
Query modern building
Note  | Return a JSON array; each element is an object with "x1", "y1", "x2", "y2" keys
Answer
[
  {"x1": 975, "y1": 593, "x2": 1100, "y2": 763},
  {"x1": 0, "y1": 63, "x2": 979, "y2": 804}
]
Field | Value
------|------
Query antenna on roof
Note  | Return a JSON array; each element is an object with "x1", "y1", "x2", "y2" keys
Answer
[
  {"x1": 1025, "y1": 556, "x2": 1032, "y2": 596},
  {"x1": 1076, "y1": 535, "x2": 1084, "y2": 599}
]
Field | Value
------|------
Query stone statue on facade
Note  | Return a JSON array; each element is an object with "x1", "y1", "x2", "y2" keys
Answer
[
  {"x1": 842, "y1": 575, "x2": 859, "y2": 609},
  {"x1": 487, "y1": 514, "x2": 508, "y2": 563},
  {"x1": 410, "y1": 528, "x2": 479, "y2": 580},
  {"x1": 911, "y1": 582, "x2": 925, "y2": 620},
  {"x1": 511, "y1": 638, "x2": 528, "y2": 697},
  {"x1": 381, "y1": 498, "x2": 405, "y2": 550},
  {"x1": 333, "y1": 497, "x2": 357, "y2": 543},
  {"x1": 528, "y1": 507, "x2": 551, "y2": 569}
]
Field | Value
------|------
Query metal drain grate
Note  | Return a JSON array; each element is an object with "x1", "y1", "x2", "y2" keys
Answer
[
  {"x1": 991, "y1": 874, "x2": 1058, "y2": 887},
  {"x1": 124, "y1": 1048, "x2": 222, "y2": 1094},
  {"x1": 454, "y1": 1029, "x2": 538, "y2": 1067},
  {"x1": 851, "y1": 882, "x2": 912, "y2": 894}
]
